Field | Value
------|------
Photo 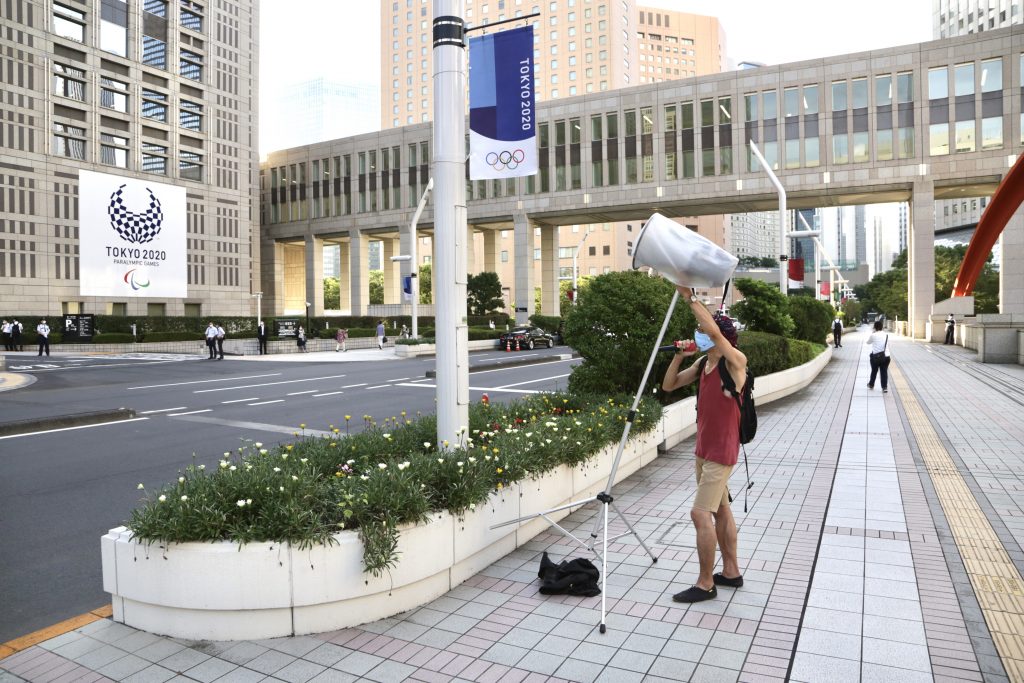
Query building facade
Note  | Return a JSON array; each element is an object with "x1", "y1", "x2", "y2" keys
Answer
[
  {"x1": 261, "y1": 78, "x2": 378, "y2": 155},
  {"x1": 0, "y1": 0, "x2": 259, "y2": 318}
]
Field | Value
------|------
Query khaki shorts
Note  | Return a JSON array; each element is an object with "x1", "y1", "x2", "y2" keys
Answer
[{"x1": 693, "y1": 457, "x2": 734, "y2": 513}]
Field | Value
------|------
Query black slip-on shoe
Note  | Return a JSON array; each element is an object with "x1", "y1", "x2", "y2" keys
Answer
[
  {"x1": 672, "y1": 585, "x2": 717, "y2": 603},
  {"x1": 713, "y1": 573, "x2": 744, "y2": 588}
]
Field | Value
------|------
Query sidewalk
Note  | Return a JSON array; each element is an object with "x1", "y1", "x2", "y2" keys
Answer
[{"x1": 2, "y1": 327, "x2": 1023, "y2": 682}]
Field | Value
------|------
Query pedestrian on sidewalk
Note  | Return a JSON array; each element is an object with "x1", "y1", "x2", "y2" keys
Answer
[
  {"x1": 944, "y1": 313, "x2": 955, "y2": 345},
  {"x1": 256, "y1": 320, "x2": 268, "y2": 355},
  {"x1": 661, "y1": 286, "x2": 746, "y2": 603},
  {"x1": 12, "y1": 319, "x2": 23, "y2": 351},
  {"x1": 335, "y1": 327, "x2": 348, "y2": 352},
  {"x1": 297, "y1": 326, "x2": 307, "y2": 352},
  {"x1": 832, "y1": 316, "x2": 843, "y2": 348},
  {"x1": 376, "y1": 320, "x2": 385, "y2": 350},
  {"x1": 204, "y1": 321, "x2": 218, "y2": 359},
  {"x1": 215, "y1": 322, "x2": 226, "y2": 360},
  {"x1": 36, "y1": 319, "x2": 51, "y2": 356},
  {"x1": 2, "y1": 319, "x2": 11, "y2": 351},
  {"x1": 866, "y1": 319, "x2": 891, "y2": 393}
]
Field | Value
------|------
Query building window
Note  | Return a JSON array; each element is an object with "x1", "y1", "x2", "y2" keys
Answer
[
  {"x1": 100, "y1": 132, "x2": 129, "y2": 167},
  {"x1": 100, "y1": 76, "x2": 129, "y2": 112},
  {"x1": 180, "y1": 151, "x2": 203, "y2": 180},
  {"x1": 141, "y1": 89, "x2": 169, "y2": 121},
  {"x1": 954, "y1": 62, "x2": 974, "y2": 97},
  {"x1": 142, "y1": 142, "x2": 169, "y2": 174},
  {"x1": 180, "y1": 49, "x2": 203, "y2": 81},
  {"x1": 53, "y1": 63, "x2": 86, "y2": 101},
  {"x1": 180, "y1": 0, "x2": 204, "y2": 31},
  {"x1": 53, "y1": 122, "x2": 86, "y2": 159},
  {"x1": 928, "y1": 66, "x2": 948, "y2": 100},
  {"x1": 501, "y1": 250, "x2": 509, "y2": 262},
  {"x1": 180, "y1": 100, "x2": 203, "y2": 130},
  {"x1": 142, "y1": 35, "x2": 167, "y2": 68},
  {"x1": 100, "y1": 0, "x2": 128, "y2": 56},
  {"x1": 53, "y1": 2, "x2": 86, "y2": 42},
  {"x1": 930, "y1": 123, "x2": 950, "y2": 155},
  {"x1": 602, "y1": 245, "x2": 610, "y2": 256},
  {"x1": 147, "y1": 303, "x2": 166, "y2": 317}
]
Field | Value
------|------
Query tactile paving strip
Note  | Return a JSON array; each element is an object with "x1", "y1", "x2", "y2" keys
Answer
[{"x1": 892, "y1": 363, "x2": 1024, "y2": 681}]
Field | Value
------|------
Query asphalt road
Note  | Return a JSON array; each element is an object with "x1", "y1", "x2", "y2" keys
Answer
[{"x1": 0, "y1": 346, "x2": 580, "y2": 643}]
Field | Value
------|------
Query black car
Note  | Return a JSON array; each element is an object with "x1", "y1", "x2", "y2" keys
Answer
[{"x1": 499, "y1": 326, "x2": 555, "y2": 350}]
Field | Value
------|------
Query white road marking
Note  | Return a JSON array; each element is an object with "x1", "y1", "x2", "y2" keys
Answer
[
  {"x1": 248, "y1": 399, "x2": 284, "y2": 406},
  {"x1": 0, "y1": 417, "x2": 150, "y2": 440},
  {"x1": 313, "y1": 391, "x2": 345, "y2": 397},
  {"x1": 341, "y1": 383, "x2": 367, "y2": 388},
  {"x1": 496, "y1": 373, "x2": 571, "y2": 389},
  {"x1": 365, "y1": 384, "x2": 391, "y2": 390},
  {"x1": 287, "y1": 390, "x2": 319, "y2": 396},
  {"x1": 468, "y1": 358, "x2": 577, "y2": 376},
  {"x1": 387, "y1": 377, "x2": 411, "y2": 382},
  {"x1": 194, "y1": 374, "x2": 347, "y2": 393},
  {"x1": 221, "y1": 397, "x2": 259, "y2": 404},
  {"x1": 129, "y1": 373, "x2": 280, "y2": 390},
  {"x1": 166, "y1": 409, "x2": 212, "y2": 417},
  {"x1": 140, "y1": 407, "x2": 189, "y2": 414},
  {"x1": 14, "y1": 358, "x2": 192, "y2": 373},
  {"x1": 171, "y1": 414, "x2": 332, "y2": 437},
  {"x1": 394, "y1": 382, "x2": 541, "y2": 395}
]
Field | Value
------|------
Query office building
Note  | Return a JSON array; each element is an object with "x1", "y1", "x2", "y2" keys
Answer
[
  {"x1": 934, "y1": 0, "x2": 1021, "y2": 38},
  {"x1": 0, "y1": 0, "x2": 259, "y2": 317},
  {"x1": 261, "y1": 78, "x2": 378, "y2": 154}
]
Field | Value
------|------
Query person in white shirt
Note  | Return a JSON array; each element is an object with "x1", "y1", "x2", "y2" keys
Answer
[
  {"x1": 36, "y1": 319, "x2": 51, "y2": 357},
  {"x1": 831, "y1": 317, "x2": 843, "y2": 348},
  {"x1": 204, "y1": 322, "x2": 218, "y2": 360},
  {"x1": 2, "y1": 320, "x2": 11, "y2": 351},
  {"x1": 865, "y1": 319, "x2": 891, "y2": 393},
  {"x1": 944, "y1": 314, "x2": 956, "y2": 345}
]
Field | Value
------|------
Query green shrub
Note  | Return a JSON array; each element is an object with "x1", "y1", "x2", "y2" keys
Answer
[
  {"x1": 140, "y1": 331, "x2": 205, "y2": 342},
  {"x1": 787, "y1": 296, "x2": 835, "y2": 344},
  {"x1": 731, "y1": 278, "x2": 795, "y2": 337},
  {"x1": 468, "y1": 327, "x2": 503, "y2": 341},
  {"x1": 529, "y1": 314, "x2": 562, "y2": 334},
  {"x1": 788, "y1": 339, "x2": 824, "y2": 367},
  {"x1": 19, "y1": 331, "x2": 63, "y2": 346},
  {"x1": 127, "y1": 392, "x2": 662, "y2": 575},
  {"x1": 736, "y1": 330, "x2": 789, "y2": 377},
  {"x1": 92, "y1": 333, "x2": 136, "y2": 344}
]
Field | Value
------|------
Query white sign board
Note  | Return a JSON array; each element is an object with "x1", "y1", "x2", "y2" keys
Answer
[{"x1": 79, "y1": 170, "x2": 187, "y2": 298}]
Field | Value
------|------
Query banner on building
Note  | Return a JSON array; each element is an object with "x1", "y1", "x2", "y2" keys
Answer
[
  {"x1": 469, "y1": 25, "x2": 537, "y2": 180},
  {"x1": 820, "y1": 281, "x2": 831, "y2": 297},
  {"x1": 787, "y1": 258, "x2": 805, "y2": 289},
  {"x1": 79, "y1": 170, "x2": 187, "y2": 298}
]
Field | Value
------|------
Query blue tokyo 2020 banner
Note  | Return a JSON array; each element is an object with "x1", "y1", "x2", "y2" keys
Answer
[{"x1": 469, "y1": 25, "x2": 537, "y2": 180}]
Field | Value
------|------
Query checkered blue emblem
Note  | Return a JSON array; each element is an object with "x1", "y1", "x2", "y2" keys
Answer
[{"x1": 108, "y1": 184, "x2": 163, "y2": 244}]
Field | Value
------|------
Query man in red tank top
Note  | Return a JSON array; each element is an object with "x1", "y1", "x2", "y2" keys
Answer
[{"x1": 662, "y1": 286, "x2": 748, "y2": 603}]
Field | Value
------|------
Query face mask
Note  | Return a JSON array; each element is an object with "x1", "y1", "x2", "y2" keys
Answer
[{"x1": 694, "y1": 331, "x2": 715, "y2": 352}]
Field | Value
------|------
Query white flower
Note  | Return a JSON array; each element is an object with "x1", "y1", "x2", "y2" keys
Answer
[
  {"x1": 137, "y1": 483, "x2": 145, "y2": 490},
  {"x1": 300, "y1": 458, "x2": 308, "y2": 464},
  {"x1": 468, "y1": 457, "x2": 476, "y2": 463},
  {"x1": 526, "y1": 432, "x2": 533, "y2": 438},
  {"x1": 236, "y1": 499, "x2": 247, "y2": 507},
  {"x1": 397, "y1": 461, "x2": 410, "y2": 471},
  {"x1": 378, "y1": 463, "x2": 387, "y2": 470},
  {"x1": 180, "y1": 495, "x2": 188, "y2": 502},
  {"x1": 291, "y1": 475, "x2": 298, "y2": 481},
  {"x1": 456, "y1": 461, "x2": 464, "y2": 467},
  {"x1": 178, "y1": 476, "x2": 185, "y2": 483},
  {"x1": 247, "y1": 498, "x2": 252, "y2": 505},
  {"x1": 259, "y1": 449, "x2": 268, "y2": 455},
  {"x1": 198, "y1": 464, "x2": 206, "y2": 470},
  {"x1": 158, "y1": 494, "x2": 166, "y2": 502},
  {"x1": 383, "y1": 433, "x2": 391, "y2": 439},
  {"x1": 437, "y1": 458, "x2": 444, "y2": 464},
  {"x1": 423, "y1": 442, "x2": 431, "y2": 448},
  {"x1": 470, "y1": 503, "x2": 477, "y2": 510},
  {"x1": 273, "y1": 467, "x2": 281, "y2": 473},
  {"x1": 347, "y1": 459, "x2": 355, "y2": 465},
  {"x1": 229, "y1": 465, "x2": 237, "y2": 471},
  {"x1": 279, "y1": 486, "x2": 285, "y2": 492},
  {"x1": 255, "y1": 442, "x2": 263, "y2": 448},
  {"x1": 360, "y1": 475, "x2": 369, "y2": 481},
  {"x1": 246, "y1": 464, "x2": 253, "y2": 471},
  {"x1": 281, "y1": 453, "x2": 288, "y2": 460},
  {"x1": 223, "y1": 452, "x2": 231, "y2": 457}
]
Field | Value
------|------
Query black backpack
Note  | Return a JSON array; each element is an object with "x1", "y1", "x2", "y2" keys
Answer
[{"x1": 695, "y1": 356, "x2": 757, "y2": 444}]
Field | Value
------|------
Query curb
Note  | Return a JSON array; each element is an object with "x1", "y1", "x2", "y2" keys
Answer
[
  {"x1": 0, "y1": 408, "x2": 137, "y2": 437},
  {"x1": 0, "y1": 605, "x2": 112, "y2": 661},
  {"x1": 425, "y1": 352, "x2": 579, "y2": 378}
]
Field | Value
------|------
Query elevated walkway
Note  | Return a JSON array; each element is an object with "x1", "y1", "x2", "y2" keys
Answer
[{"x1": 4, "y1": 327, "x2": 1024, "y2": 682}]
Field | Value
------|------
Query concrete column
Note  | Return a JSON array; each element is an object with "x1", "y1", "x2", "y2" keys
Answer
[
  {"x1": 349, "y1": 230, "x2": 369, "y2": 315},
  {"x1": 466, "y1": 225, "x2": 477, "y2": 275},
  {"x1": 1000, "y1": 209, "x2": 1024, "y2": 314},
  {"x1": 338, "y1": 241, "x2": 351, "y2": 313},
  {"x1": 483, "y1": 228, "x2": 499, "y2": 273},
  {"x1": 541, "y1": 224, "x2": 560, "y2": 317},
  {"x1": 261, "y1": 239, "x2": 285, "y2": 315},
  {"x1": 304, "y1": 234, "x2": 324, "y2": 316},
  {"x1": 382, "y1": 238, "x2": 402, "y2": 305},
  {"x1": 283, "y1": 242, "x2": 305, "y2": 313},
  {"x1": 908, "y1": 180, "x2": 935, "y2": 339},
  {"x1": 513, "y1": 212, "x2": 536, "y2": 324}
]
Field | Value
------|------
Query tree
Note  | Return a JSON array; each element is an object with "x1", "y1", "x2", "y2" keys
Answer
[
  {"x1": 730, "y1": 278, "x2": 795, "y2": 337},
  {"x1": 787, "y1": 295, "x2": 835, "y2": 344},
  {"x1": 369, "y1": 270, "x2": 383, "y2": 305},
  {"x1": 840, "y1": 298, "x2": 863, "y2": 325},
  {"x1": 934, "y1": 244, "x2": 999, "y2": 313},
  {"x1": 323, "y1": 277, "x2": 340, "y2": 309},
  {"x1": 467, "y1": 272, "x2": 504, "y2": 315},
  {"x1": 564, "y1": 271, "x2": 696, "y2": 396},
  {"x1": 418, "y1": 264, "x2": 432, "y2": 304},
  {"x1": 738, "y1": 256, "x2": 778, "y2": 269}
]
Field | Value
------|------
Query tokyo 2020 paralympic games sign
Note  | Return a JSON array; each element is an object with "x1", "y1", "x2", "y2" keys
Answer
[
  {"x1": 469, "y1": 25, "x2": 537, "y2": 180},
  {"x1": 79, "y1": 170, "x2": 186, "y2": 298}
]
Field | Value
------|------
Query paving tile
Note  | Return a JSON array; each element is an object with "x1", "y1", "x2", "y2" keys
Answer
[
  {"x1": 861, "y1": 663, "x2": 936, "y2": 682},
  {"x1": 553, "y1": 658, "x2": 603, "y2": 683},
  {"x1": 862, "y1": 615, "x2": 928, "y2": 646},
  {"x1": 218, "y1": 642, "x2": 269, "y2": 666},
  {"x1": 183, "y1": 657, "x2": 237, "y2": 683},
  {"x1": 480, "y1": 644, "x2": 528, "y2": 668},
  {"x1": 208, "y1": 667, "x2": 265, "y2": 683},
  {"x1": 794, "y1": 628, "x2": 860, "y2": 660},
  {"x1": 862, "y1": 638, "x2": 932, "y2": 673},
  {"x1": 789, "y1": 651, "x2": 861, "y2": 682},
  {"x1": 97, "y1": 653, "x2": 151, "y2": 679},
  {"x1": 647, "y1": 655, "x2": 698, "y2": 681},
  {"x1": 513, "y1": 651, "x2": 565, "y2": 676},
  {"x1": 688, "y1": 663, "x2": 741, "y2": 683},
  {"x1": 332, "y1": 652, "x2": 384, "y2": 677},
  {"x1": 362, "y1": 660, "x2": 416, "y2": 682},
  {"x1": 244, "y1": 649, "x2": 296, "y2": 675}
]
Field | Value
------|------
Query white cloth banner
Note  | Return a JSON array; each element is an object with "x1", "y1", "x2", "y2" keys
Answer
[{"x1": 79, "y1": 170, "x2": 187, "y2": 298}]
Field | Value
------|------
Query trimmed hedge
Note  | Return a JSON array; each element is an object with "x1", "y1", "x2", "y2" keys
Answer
[
  {"x1": 736, "y1": 331, "x2": 790, "y2": 377},
  {"x1": 529, "y1": 314, "x2": 563, "y2": 333},
  {"x1": 92, "y1": 333, "x2": 137, "y2": 344}
]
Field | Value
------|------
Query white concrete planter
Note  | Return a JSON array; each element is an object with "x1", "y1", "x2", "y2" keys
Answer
[
  {"x1": 102, "y1": 347, "x2": 832, "y2": 640},
  {"x1": 394, "y1": 339, "x2": 500, "y2": 358}
]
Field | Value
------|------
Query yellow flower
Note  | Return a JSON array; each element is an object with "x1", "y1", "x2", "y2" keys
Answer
[
  {"x1": 496, "y1": 467, "x2": 504, "y2": 474},
  {"x1": 497, "y1": 482, "x2": 504, "y2": 490},
  {"x1": 300, "y1": 423, "x2": 306, "y2": 429},
  {"x1": 345, "y1": 415, "x2": 351, "y2": 421}
]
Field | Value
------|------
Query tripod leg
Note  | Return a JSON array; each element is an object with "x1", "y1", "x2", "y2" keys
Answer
[
  {"x1": 600, "y1": 500, "x2": 609, "y2": 634},
  {"x1": 609, "y1": 501, "x2": 659, "y2": 563}
]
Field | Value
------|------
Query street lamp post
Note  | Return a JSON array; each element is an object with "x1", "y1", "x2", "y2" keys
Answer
[
  {"x1": 304, "y1": 301, "x2": 310, "y2": 336},
  {"x1": 393, "y1": 178, "x2": 434, "y2": 341},
  {"x1": 251, "y1": 291, "x2": 263, "y2": 328},
  {"x1": 572, "y1": 231, "x2": 590, "y2": 305}
]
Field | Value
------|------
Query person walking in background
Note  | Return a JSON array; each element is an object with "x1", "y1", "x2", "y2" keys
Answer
[
  {"x1": 832, "y1": 316, "x2": 843, "y2": 348},
  {"x1": 297, "y1": 326, "x2": 307, "y2": 352},
  {"x1": 376, "y1": 320, "x2": 385, "y2": 350},
  {"x1": 12, "y1": 319, "x2": 23, "y2": 351},
  {"x1": 215, "y1": 323, "x2": 226, "y2": 360},
  {"x1": 866, "y1": 319, "x2": 891, "y2": 393},
  {"x1": 945, "y1": 313, "x2": 956, "y2": 345},
  {"x1": 335, "y1": 327, "x2": 348, "y2": 352},
  {"x1": 36, "y1": 319, "x2": 51, "y2": 357},
  {"x1": 2, "y1": 320, "x2": 11, "y2": 351},
  {"x1": 661, "y1": 286, "x2": 747, "y2": 603},
  {"x1": 256, "y1": 320, "x2": 268, "y2": 355},
  {"x1": 204, "y1": 322, "x2": 218, "y2": 359}
]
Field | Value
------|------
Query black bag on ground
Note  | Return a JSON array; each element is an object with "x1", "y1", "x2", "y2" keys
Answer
[{"x1": 537, "y1": 551, "x2": 601, "y2": 596}]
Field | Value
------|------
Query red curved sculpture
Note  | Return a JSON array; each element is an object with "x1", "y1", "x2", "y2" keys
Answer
[{"x1": 953, "y1": 153, "x2": 1024, "y2": 296}]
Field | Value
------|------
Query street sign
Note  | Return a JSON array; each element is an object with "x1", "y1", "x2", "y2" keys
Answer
[
  {"x1": 63, "y1": 314, "x2": 95, "y2": 343},
  {"x1": 274, "y1": 319, "x2": 298, "y2": 337}
]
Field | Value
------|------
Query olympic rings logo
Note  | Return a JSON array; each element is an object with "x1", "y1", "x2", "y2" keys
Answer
[{"x1": 485, "y1": 149, "x2": 525, "y2": 171}]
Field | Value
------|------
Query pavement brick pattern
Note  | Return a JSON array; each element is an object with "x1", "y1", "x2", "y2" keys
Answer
[{"x1": 3, "y1": 328, "x2": 1024, "y2": 682}]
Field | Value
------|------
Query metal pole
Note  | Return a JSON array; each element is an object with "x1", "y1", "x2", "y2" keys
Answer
[
  {"x1": 432, "y1": 1, "x2": 469, "y2": 445},
  {"x1": 748, "y1": 141, "x2": 787, "y2": 294},
  {"x1": 572, "y1": 231, "x2": 589, "y2": 305},
  {"x1": 409, "y1": 178, "x2": 434, "y2": 340}
]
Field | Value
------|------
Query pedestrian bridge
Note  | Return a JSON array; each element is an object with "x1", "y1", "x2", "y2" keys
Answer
[{"x1": 260, "y1": 25, "x2": 1024, "y2": 337}]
